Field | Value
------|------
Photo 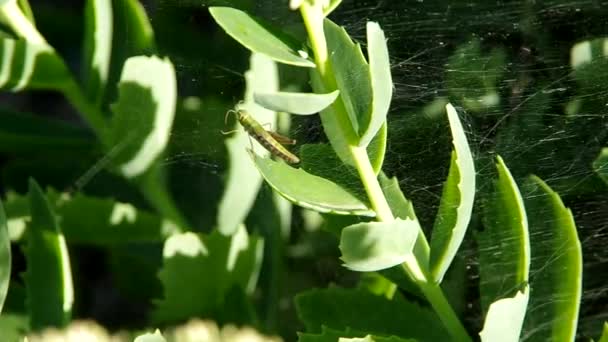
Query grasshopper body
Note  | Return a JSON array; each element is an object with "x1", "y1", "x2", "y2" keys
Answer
[{"x1": 235, "y1": 109, "x2": 300, "y2": 164}]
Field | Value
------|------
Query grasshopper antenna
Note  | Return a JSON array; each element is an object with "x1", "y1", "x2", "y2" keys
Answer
[{"x1": 221, "y1": 109, "x2": 239, "y2": 135}]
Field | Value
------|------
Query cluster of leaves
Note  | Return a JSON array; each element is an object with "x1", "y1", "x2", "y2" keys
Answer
[{"x1": 0, "y1": 0, "x2": 606, "y2": 341}]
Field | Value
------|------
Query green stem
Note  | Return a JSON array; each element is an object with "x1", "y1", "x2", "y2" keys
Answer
[
  {"x1": 351, "y1": 146, "x2": 393, "y2": 221},
  {"x1": 300, "y1": 4, "x2": 471, "y2": 341}
]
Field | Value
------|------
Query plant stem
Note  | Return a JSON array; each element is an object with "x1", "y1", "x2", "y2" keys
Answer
[
  {"x1": 300, "y1": 4, "x2": 472, "y2": 341},
  {"x1": 351, "y1": 146, "x2": 393, "y2": 221}
]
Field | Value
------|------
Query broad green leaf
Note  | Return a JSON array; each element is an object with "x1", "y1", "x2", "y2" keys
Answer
[
  {"x1": 252, "y1": 153, "x2": 375, "y2": 217},
  {"x1": 429, "y1": 103, "x2": 476, "y2": 283},
  {"x1": 209, "y1": 7, "x2": 314, "y2": 68},
  {"x1": 0, "y1": 314, "x2": 28, "y2": 341},
  {"x1": 340, "y1": 219, "x2": 419, "y2": 272},
  {"x1": 24, "y1": 179, "x2": 73, "y2": 331},
  {"x1": 0, "y1": 110, "x2": 95, "y2": 154},
  {"x1": 82, "y1": 0, "x2": 113, "y2": 105},
  {"x1": 134, "y1": 330, "x2": 166, "y2": 342},
  {"x1": 295, "y1": 287, "x2": 450, "y2": 340},
  {"x1": 377, "y1": 173, "x2": 428, "y2": 297},
  {"x1": 521, "y1": 176, "x2": 582, "y2": 341},
  {"x1": 16, "y1": 0, "x2": 33, "y2": 24},
  {"x1": 446, "y1": 39, "x2": 505, "y2": 113},
  {"x1": 324, "y1": 18, "x2": 372, "y2": 138},
  {"x1": 4, "y1": 190, "x2": 179, "y2": 244},
  {"x1": 478, "y1": 156, "x2": 529, "y2": 313},
  {"x1": 592, "y1": 147, "x2": 608, "y2": 185},
  {"x1": 0, "y1": 198, "x2": 9, "y2": 313},
  {"x1": 218, "y1": 53, "x2": 279, "y2": 235},
  {"x1": 599, "y1": 323, "x2": 608, "y2": 342},
  {"x1": 109, "y1": 55, "x2": 176, "y2": 178},
  {"x1": 300, "y1": 143, "x2": 366, "y2": 202},
  {"x1": 358, "y1": 22, "x2": 392, "y2": 147},
  {"x1": 103, "y1": 0, "x2": 155, "y2": 106},
  {"x1": 0, "y1": 38, "x2": 71, "y2": 91},
  {"x1": 254, "y1": 90, "x2": 339, "y2": 115},
  {"x1": 479, "y1": 286, "x2": 529, "y2": 342},
  {"x1": 151, "y1": 227, "x2": 263, "y2": 323}
]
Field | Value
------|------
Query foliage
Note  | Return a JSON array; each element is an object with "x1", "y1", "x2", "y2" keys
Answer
[{"x1": 0, "y1": 0, "x2": 604, "y2": 341}]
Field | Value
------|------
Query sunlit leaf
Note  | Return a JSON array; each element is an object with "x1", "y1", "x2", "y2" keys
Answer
[
  {"x1": 478, "y1": 156, "x2": 529, "y2": 313},
  {"x1": 0, "y1": 38, "x2": 71, "y2": 91},
  {"x1": 429, "y1": 103, "x2": 476, "y2": 283},
  {"x1": 358, "y1": 22, "x2": 392, "y2": 147},
  {"x1": 520, "y1": 176, "x2": 582, "y2": 341},
  {"x1": 152, "y1": 227, "x2": 263, "y2": 324},
  {"x1": 296, "y1": 287, "x2": 450, "y2": 340},
  {"x1": 479, "y1": 286, "x2": 529, "y2": 342},
  {"x1": 377, "y1": 173, "x2": 428, "y2": 297},
  {"x1": 4, "y1": 190, "x2": 179, "y2": 244},
  {"x1": 82, "y1": 0, "x2": 113, "y2": 105},
  {"x1": 0, "y1": 198, "x2": 10, "y2": 313},
  {"x1": 254, "y1": 90, "x2": 339, "y2": 115},
  {"x1": 340, "y1": 219, "x2": 419, "y2": 272},
  {"x1": 24, "y1": 179, "x2": 73, "y2": 331},
  {"x1": 109, "y1": 55, "x2": 176, "y2": 178},
  {"x1": 252, "y1": 153, "x2": 375, "y2": 217},
  {"x1": 217, "y1": 53, "x2": 279, "y2": 236},
  {"x1": 324, "y1": 18, "x2": 372, "y2": 139},
  {"x1": 134, "y1": 330, "x2": 166, "y2": 342},
  {"x1": 209, "y1": 7, "x2": 314, "y2": 68}
]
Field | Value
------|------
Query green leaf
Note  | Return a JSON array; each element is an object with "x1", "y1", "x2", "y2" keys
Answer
[
  {"x1": 16, "y1": 0, "x2": 33, "y2": 23},
  {"x1": 109, "y1": 55, "x2": 176, "y2": 178},
  {"x1": 0, "y1": 198, "x2": 10, "y2": 313},
  {"x1": 340, "y1": 219, "x2": 419, "y2": 272},
  {"x1": 598, "y1": 322, "x2": 608, "y2": 342},
  {"x1": 377, "y1": 173, "x2": 428, "y2": 297},
  {"x1": 324, "y1": 18, "x2": 372, "y2": 138},
  {"x1": 134, "y1": 330, "x2": 166, "y2": 342},
  {"x1": 103, "y1": 0, "x2": 155, "y2": 106},
  {"x1": 0, "y1": 110, "x2": 95, "y2": 155},
  {"x1": 592, "y1": 147, "x2": 608, "y2": 185},
  {"x1": 429, "y1": 103, "x2": 476, "y2": 283},
  {"x1": 252, "y1": 153, "x2": 375, "y2": 217},
  {"x1": 218, "y1": 53, "x2": 279, "y2": 235},
  {"x1": 151, "y1": 227, "x2": 263, "y2": 324},
  {"x1": 295, "y1": 287, "x2": 450, "y2": 340},
  {"x1": 254, "y1": 90, "x2": 339, "y2": 115},
  {"x1": 0, "y1": 314, "x2": 28, "y2": 341},
  {"x1": 82, "y1": 0, "x2": 113, "y2": 105},
  {"x1": 209, "y1": 7, "x2": 314, "y2": 68},
  {"x1": 24, "y1": 179, "x2": 73, "y2": 331},
  {"x1": 478, "y1": 156, "x2": 530, "y2": 313},
  {"x1": 0, "y1": 38, "x2": 72, "y2": 91},
  {"x1": 521, "y1": 176, "x2": 582, "y2": 341},
  {"x1": 479, "y1": 287, "x2": 529, "y2": 342},
  {"x1": 5, "y1": 190, "x2": 179, "y2": 244},
  {"x1": 358, "y1": 22, "x2": 392, "y2": 147}
]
